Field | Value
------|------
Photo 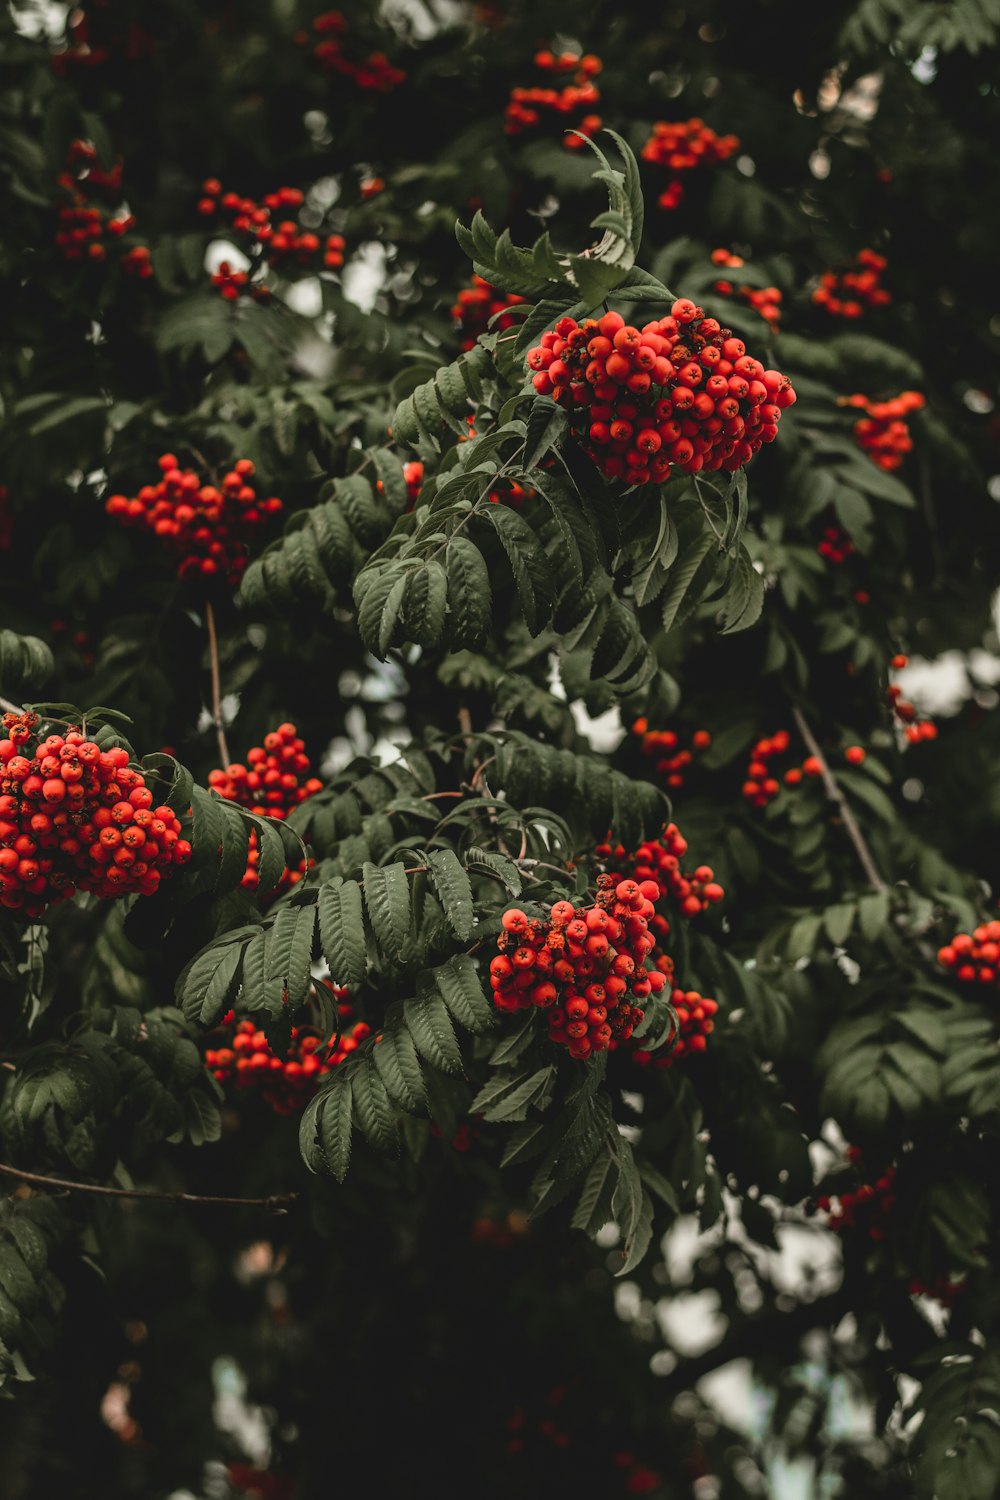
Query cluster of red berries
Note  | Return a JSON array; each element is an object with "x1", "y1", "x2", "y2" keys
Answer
[
  {"x1": 633, "y1": 979, "x2": 719, "y2": 1068},
  {"x1": 711, "y1": 250, "x2": 783, "y2": 328},
  {"x1": 450, "y1": 275, "x2": 527, "y2": 352},
  {"x1": 815, "y1": 1155, "x2": 897, "y2": 1239},
  {"x1": 845, "y1": 391, "x2": 924, "y2": 471},
  {"x1": 205, "y1": 998, "x2": 364, "y2": 1115},
  {"x1": 295, "y1": 11, "x2": 406, "y2": 90},
  {"x1": 937, "y1": 922, "x2": 1000, "y2": 987},
  {"x1": 491, "y1": 881, "x2": 668, "y2": 1060},
  {"x1": 504, "y1": 49, "x2": 602, "y2": 148},
  {"x1": 197, "y1": 179, "x2": 347, "y2": 275},
  {"x1": 813, "y1": 249, "x2": 890, "y2": 318},
  {"x1": 54, "y1": 143, "x2": 152, "y2": 277},
  {"x1": 0, "y1": 713, "x2": 191, "y2": 918},
  {"x1": 641, "y1": 119, "x2": 740, "y2": 210},
  {"x1": 597, "y1": 827, "x2": 725, "y2": 926},
  {"x1": 50, "y1": 6, "x2": 156, "y2": 75},
  {"x1": 208, "y1": 723, "x2": 322, "y2": 896},
  {"x1": 816, "y1": 1152, "x2": 965, "y2": 1304},
  {"x1": 211, "y1": 262, "x2": 272, "y2": 303},
  {"x1": 613, "y1": 1451, "x2": 663, "y2": 1496},
  {"x1": 631, "y1": 719, "x2": 712, "y2": 792},
  {"x1": 741, "y1": 731, "x2": 865, "y2": 809},
  {"x1": 817, "y1": 524, "x2": 855, "y2": 565},
  {"x1": 105, "y1": 455, "x2": 283, "y2": 586},
  {"x1": 886, "y1": 655, "x2": 938, "y2": 744},
  {"x1": 527, "y1": 305, "x2": 796, "y2": 485}
]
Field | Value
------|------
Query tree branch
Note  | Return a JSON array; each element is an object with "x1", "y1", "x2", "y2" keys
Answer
[
  {"x1": 791, "y1": 705, "x2": 886, "y2": 892},
  {"x1": 205, "y1": 599, "x2": 231, "y2": 769},
  {"x1": 0, "y1": 1162, "x2": 300, "y2": 1213}
]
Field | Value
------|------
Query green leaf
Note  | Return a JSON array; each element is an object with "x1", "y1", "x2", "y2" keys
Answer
[
  {"x1": 353, "y1": 1053, "x2": 397, "y2": 1153},
  {"x1": 718, "y1": 545, "x2": 766, "y2": 633},
  {"x1": 431, "y1": 954, "x2": 494, "y2": 1034},
  {"x1": 317, "y1": 879, "x2": 367, "y2": 988},
  {"x1": 362, "y1": 861, "x2": 411, "y2": 959},
  {"x1": 372, "y1": 1020, "x2": 426, "y2": 1111},
  {"x1": 427, "y1": 850, "x2": 475, "y2": 941},
  {"x1": 405, "y1": 990, "x2": 464, "y2": 1075},
  {"x1": 470, "y1": 1065, "x2": 556, "y2": 1122}
]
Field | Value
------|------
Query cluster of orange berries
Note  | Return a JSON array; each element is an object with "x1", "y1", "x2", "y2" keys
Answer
[
  {"x1": 0, "y1": 713, "x2": 190, "y2": 918},
  {"x1": 54, "y1": 141, "x2": 152, "y2": 277},
  {"x1": 106, "y1": 455, "x2": 283, "y2": 586},
  {"x1": 711, "y1": 249, "x2": 783, "y2": 328},
  {"x1": 298, "y1": 11, "x2": 406, "y2": 91},
  {"x1": 937, "y1": 922, "x2": 1000, "y2": 987},
  {"x1": 598, "y1": 827, "x2": 725, "y2": 926},
  {"x1": 886, "y1": 655, "x2": 938, "y2": 744},
  {"x1": 631, "y1": 720, "x2": 712, "y2": 792},
  {"x1": 845, "y1": 391, "x2": 925, "y2": 471},
  {"x1": 504, "y1": 49, "x2": 602, "y2": 148},
  {"x1": 209, "y1": 723, "x2": 322, "y2": 896},
  {"x1": 197, "y1": 179, "x2": 347, "y2": 276},
  {"x1": 450, "y1": 275, "x2": 527, "y2": 352},
  {"x1": 813, "y1": 249, "x2": 890, "y2": 318},
  {"x1": 641, "y1": 119, "x2": 740, "y2": 210},
  {"x1": 491, "y1": 880, "x2": 669, "y2": 1060},
  {"x1": 527, "y1": 305, "x2": 795, "y2": 485},
  {"x1": 633, "y1": 978, "x2": 719, "y2": 1068},
  {"x1": 817, "y1": 524, "x2": 855, "y2": 565},
  {"x1": 741, "y1": 731, "x2": 865, "y2": 809},
  {"x1": 205, "y1": 997, "x2": 364, "y2": 1115},
  {"x1": 470, "y1": 1208, "x2": 530, "y2": 1248}
]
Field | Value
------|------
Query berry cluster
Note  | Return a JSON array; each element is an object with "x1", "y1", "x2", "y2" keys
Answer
[
  {"x1": 300, "y1": 10, "x2": 406, "y2": 91},
  {"x1": 54, "y1": 142, "x2": 152, "y2": 277},
  {"x1": 845, "y1": 391, "x2": 925, "y2": 471},
  {"x1": 490, "y1": 882, "x2": 669, "y2": 1060},
  {"x1": 0, "y1": 713, "x2": 190, "y2": 918},
  {"x1": 197, "y1": 179, "x2": 347, "y2": 275},
  {"x1": 208, "y1": 723, "x2": 323, "y2": 896},
  {"x1": 50, "y1": 7, "x2": 156, "y2": 75},
  {"x1": 711, "y1": 250, "x2": 783, "y2": 328},
  {"x1": 450, "y1": 275, "x2": 527, "y2": 352},
  {"x1": 641, "y1": 119, "x2": 740, "y2": 210},
  {"x1": 887, "y1": 655, "x2": 938, "y2": 743},
  {"x1": 527, "y1": 305, "x2": 796, "y2": 486},
  {"x1": 504, "y1": 49, "x2": 602, "y2": 148},
  {"x1": 817, "y1": 524, "x2": 855, "y2": 565},
  {"x1": 633, "y1": 980, "x2": 719, "y2": 1068},
  {"x1": 597, "y1": 827, "x2": 725, "y2": 926},
  {"x1": 206, "y1": 1000, "x2": 364, "y2": 1115},
  {"x1": 470, "y1": 1209, "x2": 530, "y2": 1248},
  {"x1": 813, "y1": 249, "x2": 890, "y2": 318},
  {"x1": 937, "y1": 922, "x2": 1000, "y2": 987},
  {"x1": 211, "y1": 261, "x2": 272, "y2": 303},
  {"x1": 740, "y1": 732, "x2": 865, "y2": 809},
  {"x1": 631, "y1": 718, "x2": 712, "y2": 791},
  {"x1": 106, "y1": 455, "x2": 283, "y2": 585},
  {"x1": 815, "y1": 1157, "x2": 897, "y2": 1239}
]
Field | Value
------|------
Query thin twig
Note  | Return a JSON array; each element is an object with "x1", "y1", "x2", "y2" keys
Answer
[
  {"x1": 0, "y1": 1162, "x2": 300, "y2": 1213},
  {"x1": 457, "y1": 706, "x2": 473, "y2": 737},
  {"x1": 791, "y1": 705, "x2": 887, "y2": 892},
  {"x1": 205, "y1": 599, "x2": 231, "y2": 768}
]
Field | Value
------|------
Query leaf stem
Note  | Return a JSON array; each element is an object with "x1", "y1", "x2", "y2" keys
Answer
[
  {"x1": 205, "y1": 599, "x2": 231, "y2": 768},
  {"x1": 791, "y1": 705, "x2": 887, "y2": 892},
  {"x1": 0, "y1": 1162, "x2": 300, "y2": 1213}
]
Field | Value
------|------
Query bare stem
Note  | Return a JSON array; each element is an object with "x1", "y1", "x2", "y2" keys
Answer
[
  {"x1": 791, "y1": 705, "x2": 887, "y2": 892},
  {"x1": 0, "y1": 1162, "x2": 299, "y2": 1213},
  {"x1": 205, "y1": 599, "x2": 231, "y2": 768}
]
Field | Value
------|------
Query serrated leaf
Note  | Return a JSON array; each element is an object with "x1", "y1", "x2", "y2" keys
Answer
[
  {"x1": 353, "y1": 1053, "x2": 397, "y2": 1153},
  {"x1": 427, "y1": 850, "x2": 474, "y2": 941},
  {"x1": 362, "y1": 861, "x2": 411, "y2": 958},
  {"x1": 405, "y1": 991, "x2": 463, "y2": 1074},
  {"x1": 317, "y1": 879, "x2": 367, "y2": 988},
  {"x1": 432, "y1": 953, "x2": 494, "y2": 1033}
]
